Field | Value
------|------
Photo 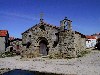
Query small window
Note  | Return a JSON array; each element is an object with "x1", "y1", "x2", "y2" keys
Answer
[
  {"x1": 29, "y1": 35, "x2": 31, "y2": 37},
  {"x1": 39, "y1": 25, "x2": 45, "y2": 30}
]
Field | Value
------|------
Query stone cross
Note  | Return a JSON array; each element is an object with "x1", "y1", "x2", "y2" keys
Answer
[
  {"x1": 40, "y1": 13, "x2": 43, "y2": 19},
  {"x1": 40, "y1": 13, "x2": 44, "y2": 22}
]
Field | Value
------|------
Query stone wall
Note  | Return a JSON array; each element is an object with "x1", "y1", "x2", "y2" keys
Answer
[
  {"x1": 10, "y1": 40, "x2": 22, "y2": 51},
  {"x1": 58, "y1": 30, "x2": 86, "y2": 57},
  {"x1": 22, "y1": 22, "x2": 59, "y2": 55},
  {"x1": 81, "y1": 38, "x2": 86, "y2": 51},
  {"x1": 21, "y1": 19, "x2": 86, "y2": 58},
  {"x1": 0, "y1": 33, "x2": 9, "y2": 53},
  {"x1": 22, "y1": 33, "x2": 27, "y2": 44},
  {"x1": 59, "y1": 30, "x2": 76, "y2": 57},
  {"x1": 0, "y1": 37, "x2": 6, "y2": 53},
  {"x1": 74, "y1": 32, "x2": 86, "y2": 56}
]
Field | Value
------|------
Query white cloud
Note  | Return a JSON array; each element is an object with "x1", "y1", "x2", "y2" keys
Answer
[{"x1": 0, "y1": 11, "x2": 39, "y2": 21}]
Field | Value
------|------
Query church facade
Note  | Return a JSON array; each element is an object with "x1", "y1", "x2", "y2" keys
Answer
[{"x1": 22, "y1": 17, "x2": 86, "y2": 57}]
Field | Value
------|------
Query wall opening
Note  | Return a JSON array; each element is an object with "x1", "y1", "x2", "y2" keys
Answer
[{"x1": 39, "y1": 37, "x2": 49, "y2": 56}]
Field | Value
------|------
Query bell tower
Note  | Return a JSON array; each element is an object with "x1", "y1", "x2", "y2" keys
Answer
[
  {"x1": 60, "y1": 17, "x2": 68, "y2": 31},
  {"x1": 60, "y1": 17, "x2": 72, "y2": 31},
  {"x1": 67, "y1": 19, "x2": 72, "y2": 31}
]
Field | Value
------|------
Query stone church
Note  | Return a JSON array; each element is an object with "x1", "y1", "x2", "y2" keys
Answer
[{"x1": 22, "y1": 17, "x2": 86, "y2": 57}]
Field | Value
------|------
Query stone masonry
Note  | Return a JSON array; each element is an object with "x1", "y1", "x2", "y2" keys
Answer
[
  {"x1": 21, "y1": 17, "x2": 86, "y2": 58},
  {"x1": 0, "y1": 30, "x2": 9, "y2": 53}
]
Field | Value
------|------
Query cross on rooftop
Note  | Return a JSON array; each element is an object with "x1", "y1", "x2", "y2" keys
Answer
[{"x1": 40, "y1": 12, "x2": 44, "y2": 22}]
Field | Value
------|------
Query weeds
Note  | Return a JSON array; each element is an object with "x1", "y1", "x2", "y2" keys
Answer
[{"x1": 0, "y1": 51, "x2": 16, "y2": 58}]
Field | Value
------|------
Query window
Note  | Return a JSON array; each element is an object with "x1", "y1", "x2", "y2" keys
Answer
[
  {"x1": 39, "y1": 25, "x2": 45, "y2": 30},
  {"x1": 28, "y1": 35, "x2": 31, "y2": 43},
  {"x1": 29, "y1": 35, "x2": 31, "y2": 37}
]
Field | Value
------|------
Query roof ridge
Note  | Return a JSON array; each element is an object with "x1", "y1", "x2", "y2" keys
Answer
[{"x1": 22, "y1": 22, "x2": 59, "y2": 35}]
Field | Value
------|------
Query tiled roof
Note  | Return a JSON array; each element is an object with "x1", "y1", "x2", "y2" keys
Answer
[
  {"x1": 0, "y1": 30, "x2": 8, "y2": 37},
  {"x1": 86, "y1": 36, "x2": 96, "y2": 39}
]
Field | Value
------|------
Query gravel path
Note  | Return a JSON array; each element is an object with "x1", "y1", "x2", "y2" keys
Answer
[{"x1": 0, "y1": 50, "x2": 100, "y2": 75}]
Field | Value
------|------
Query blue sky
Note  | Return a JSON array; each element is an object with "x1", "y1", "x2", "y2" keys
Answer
[{"x1": 0, "y1": 0, "x2": 100, "y2": 38}]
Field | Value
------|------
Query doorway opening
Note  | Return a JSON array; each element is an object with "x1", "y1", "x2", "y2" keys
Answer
[{"x1": 39, "y1": 39, "x2": 49, "y2": 56}]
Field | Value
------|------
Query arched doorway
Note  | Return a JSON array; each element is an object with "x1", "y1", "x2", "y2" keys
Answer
[{"x1": 39, "y1": 38, "x2": 49, "y2": 56}]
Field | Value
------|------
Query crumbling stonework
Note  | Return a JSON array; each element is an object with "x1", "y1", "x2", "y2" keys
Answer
[
  {"x1": 21, "y1": 17, "x2": 86, "y2": 58},
  {"x1": 6, "y1": 38, "x2": 22, "y2": 55}
]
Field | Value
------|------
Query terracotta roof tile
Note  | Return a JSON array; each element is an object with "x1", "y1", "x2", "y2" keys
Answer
[
  {"x1": 0, "y1": 30, "x2": 8, "y2": 37},
  {"x1": 86, "y1": 36, "x2": 96, "y2": 39}
]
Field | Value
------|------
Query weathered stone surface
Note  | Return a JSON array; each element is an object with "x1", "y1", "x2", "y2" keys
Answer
[{"x1": 21, "y1": 18, "x2": 86, "y2": 58}]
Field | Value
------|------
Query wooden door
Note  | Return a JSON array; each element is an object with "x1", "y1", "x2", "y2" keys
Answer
[{"x1": 40, "y1": 43, "x2": 47, "y2": 56}]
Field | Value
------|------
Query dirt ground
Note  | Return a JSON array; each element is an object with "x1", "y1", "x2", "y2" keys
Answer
[{"x1": 0, "y1": 49, "x2": 100, "y2": 75}]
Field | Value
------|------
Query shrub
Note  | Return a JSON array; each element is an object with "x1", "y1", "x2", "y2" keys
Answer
[{"x1": 0, "y1": 51, "x2": 16, "y2": 58}]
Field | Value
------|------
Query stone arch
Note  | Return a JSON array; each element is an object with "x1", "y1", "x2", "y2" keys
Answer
[
  {"x1": 36, "y1": 37, "x2": 49, "y2": 56},
  {"x1": 36, "y1": 37, "x2": 49, "y2": 45}
]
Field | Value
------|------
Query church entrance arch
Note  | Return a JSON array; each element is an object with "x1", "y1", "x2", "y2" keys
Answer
[{"x1": 37, "y1": 37, "x2": 49, "y2": 56}]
